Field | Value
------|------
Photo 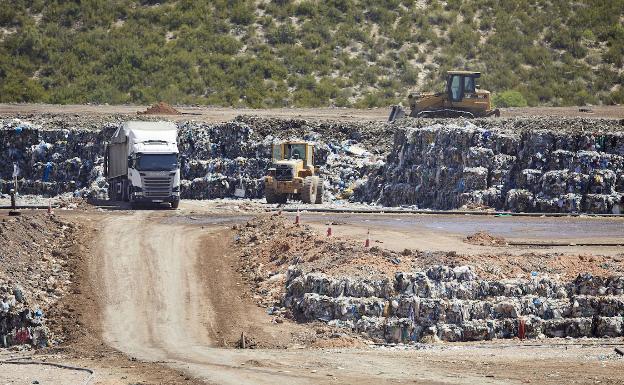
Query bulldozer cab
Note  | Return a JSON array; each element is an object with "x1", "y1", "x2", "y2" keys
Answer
[
  {"x1": 272, "y1": 142, "x2": 314, "y2": 167},
  {"x1": 446, "y1": 71, "x2": 480, "y2": 102}
]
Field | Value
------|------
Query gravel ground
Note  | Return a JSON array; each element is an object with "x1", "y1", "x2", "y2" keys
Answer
[{"x1": 0, "y1": 103, "x2": 622, "y2": 121}]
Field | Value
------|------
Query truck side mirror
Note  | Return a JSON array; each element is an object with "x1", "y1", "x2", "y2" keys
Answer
[{"x1": 128, "y1": 156, "x2": 133, "y2": 168}]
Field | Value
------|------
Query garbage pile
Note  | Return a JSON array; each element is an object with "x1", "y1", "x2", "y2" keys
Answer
[
  {"x1": 235, "y1": 214, "x2": 624, "y2": 342},
  {"x1": 0, "y1": 285, "x2": 51, "y2": 348},
  {"x1": 0, "y1": 116, "x2": 385, "y2": 201},
  {"x1": 0, "y1": 118, "x2": 117, "y2": 198},
  {"x1": 356, "y1": 117, "x2": 624, "y2": 214},
  {"x1": 0, "y1": 213, "x2": 79, "y2": 348},
  {"x1": 284, "y1": 266, "x2": 624, "y2": 342},
  {"x1": 3, "y1": 114, "x2": 623, "y2": 212},
  {"x1": 177, "y1": 117, "x2": 388, "y2": 200}
]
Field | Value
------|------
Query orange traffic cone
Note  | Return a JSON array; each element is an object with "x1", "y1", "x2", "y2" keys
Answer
[
  {"x1": 518, "y1": 319, "x2": 526, "y2": 340},
  {"x1": 365, "y1": 229, "x2": 370, "y2": 248},
  {"x1": 295, "y1": 208, "x2": 300, "y2": 225}
]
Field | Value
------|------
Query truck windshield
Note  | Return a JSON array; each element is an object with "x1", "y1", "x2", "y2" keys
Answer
[{"x1": 136, "y1": 154, "x2": 178, "y2": 171}]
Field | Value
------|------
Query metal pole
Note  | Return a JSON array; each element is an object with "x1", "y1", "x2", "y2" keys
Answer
[{"x1": 8, "y1": 188, "x2": 20, "y2": 216}]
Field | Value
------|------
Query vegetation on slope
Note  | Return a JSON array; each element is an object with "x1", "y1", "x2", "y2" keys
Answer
[{"x1": 0, "y1": 0, "x2": 623, "y2": 108}]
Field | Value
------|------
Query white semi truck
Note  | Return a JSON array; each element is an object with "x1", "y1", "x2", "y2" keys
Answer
[{"x1": 104, "y1": 121, "x2": 181, "y2": 208}]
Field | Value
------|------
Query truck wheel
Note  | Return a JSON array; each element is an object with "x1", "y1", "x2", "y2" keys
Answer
[
  {"x1": 301, "y1": 176, "x2": 317, "y2": 204},
  {"x1": 115, "y1": 181, "x2": 122, "y2": 201},
  {"x1": 107, "y1": 183, "x2": 114, "y2": 201},
  {"x1": 265, "y1": 187, "x2": 286, "y2": 204},
  {"x1": 315, "y1": 178, "x2": 324, "y2": 204},
  {"x1": 171, "y1": 200, "x2": 179, "y2": 209},
  {"x1": 121, "y1": 180, "x2": 129, "y2": 202}
]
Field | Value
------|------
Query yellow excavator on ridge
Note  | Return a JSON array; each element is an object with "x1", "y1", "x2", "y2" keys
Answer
[{"x1": 389, "y1": 70, "x2": 500, "y2": 121}]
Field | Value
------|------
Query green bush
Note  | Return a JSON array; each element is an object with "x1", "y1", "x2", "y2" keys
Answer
[
  {"x1": 607, "y1": 87, "x2": 624, "y2": 105},
  {"x1": 493, "y1": 90, "x2": 528, "y2": 108},
  {"x1": 266, "y1": 22, "x2": 296, "y2": 45},
  {"x1": 295, "y1": 1, "x2": 317, "y2": 17},
  {"x1": 0, "y1": 1, "x2": 620, "y2": 107},
  {"x1": 400, "y1": 67, "x2": 419, "y2": 86},
  {"x1": 230, "y1": 2, "x2": 255, "y2": 25}
]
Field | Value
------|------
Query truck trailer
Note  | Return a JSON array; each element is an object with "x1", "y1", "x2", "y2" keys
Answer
[{"x1": 104, "y1": 121, "x2": 181, "y2": 208}]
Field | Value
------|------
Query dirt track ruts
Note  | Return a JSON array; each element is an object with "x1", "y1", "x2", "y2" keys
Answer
[{"x1": 97, "y1": 211, "x2": 311, "y2": 384}]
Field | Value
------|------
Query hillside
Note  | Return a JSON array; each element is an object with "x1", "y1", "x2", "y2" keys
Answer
[{"x1": 1, "y1": 0, "x2": 623, "y2": 108}]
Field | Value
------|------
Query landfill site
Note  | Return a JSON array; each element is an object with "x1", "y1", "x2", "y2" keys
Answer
[{"x1": 1, "y1": 103, "x2": 624, "y2": 385}]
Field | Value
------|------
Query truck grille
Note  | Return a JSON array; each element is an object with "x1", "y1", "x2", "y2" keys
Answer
[
  {"x1": 142, "y1": 176, "x2": 172, "y2": 198},
  {"x1": 275, "y1": 165, "x2": 294, "y2": 181}
]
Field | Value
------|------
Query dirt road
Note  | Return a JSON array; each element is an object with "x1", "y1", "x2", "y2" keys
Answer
[
  {"x1": 1, "y1": 103, "x2": 622, "y2": 122},
  {"x1": 302, "y1": 212, "x2": 624, "y2": 256},
  {"x1": 89, "y1": 208, "x2": 624, "y2": 385},
  {"x1": 97, "y1": 211, "x2": 314, "y2": 384}
]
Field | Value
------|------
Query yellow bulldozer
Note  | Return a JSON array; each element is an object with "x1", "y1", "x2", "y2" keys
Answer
[
  {"x1": 389, "y1": 70, "x2": 500, "y2": 121},
  {"x1": 264, "y1": 141, "x2": 324, "y2": 204}
]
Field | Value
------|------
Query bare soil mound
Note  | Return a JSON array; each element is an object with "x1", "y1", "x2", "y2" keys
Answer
[
  {"x1": 0, "y1": 213, "x2": 77, "y2": 309},
  {"x1": 137, "y1": 101, "x2": 181, "y2": 115},
  {"x1": 465, "y1": 231, "x2": 507, "y2": 246}
]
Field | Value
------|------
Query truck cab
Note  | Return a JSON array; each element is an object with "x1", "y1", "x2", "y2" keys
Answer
[{"x1": 105, "y1": 121, "x2": 181, "y2": 209}]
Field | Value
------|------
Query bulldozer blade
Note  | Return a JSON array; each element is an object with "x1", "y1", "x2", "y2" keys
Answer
[
  {"x1": 388, "y1": 105, "x2": 406, "y2": 122},
  {"x1": 417, "y1": 109, "x2": 474, "y2": 119}
]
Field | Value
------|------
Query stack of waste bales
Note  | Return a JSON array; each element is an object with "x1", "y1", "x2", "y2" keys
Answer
[
  {"x1": 356, "y1": 117, "x2": 624, "y2": 214},
  {"x1": 0, "y1": 116, "x2": 384, "y2": 201},
  {"x1": 285, "y1": 266, "x2": 624, "y2": 342}
]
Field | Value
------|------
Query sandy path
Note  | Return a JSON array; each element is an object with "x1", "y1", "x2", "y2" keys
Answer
[
  {"x1": 0, "y1": 104, "x2": 388, "y2": 122},
  {"x1": 97, "y1": 211, "x2": 313, "y2": 384},
  {"x1": 1, "y1": 103, "x2": 622, "y2": 122},
  {"x1": 99, "y1": 211, "x2": 214, "y2": 359},
  {"x1": 94, "y1": 209, "x2": 624, "y2": 385}
]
